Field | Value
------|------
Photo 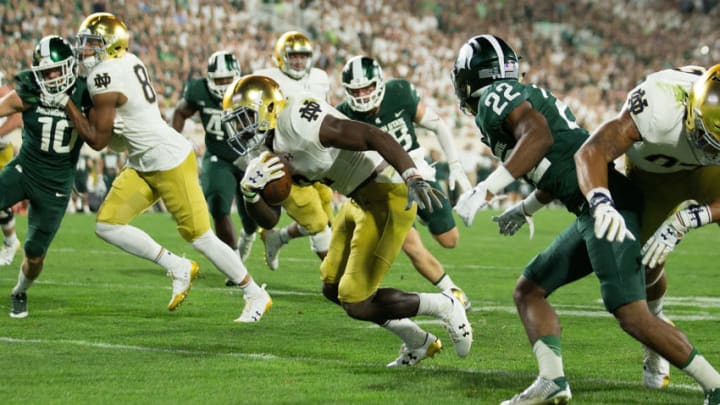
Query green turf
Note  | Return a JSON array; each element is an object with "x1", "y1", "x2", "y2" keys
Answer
[{"x1": 0, "y1": 209, "x2": 717, "y2": 404}]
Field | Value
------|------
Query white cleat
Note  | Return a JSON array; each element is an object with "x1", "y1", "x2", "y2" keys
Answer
[
  {"x1": 386, "y1": 333, "x2": 442, "y2": 367},
  {"x1": 441, "y1": 288, "x2": 473, "y2": 357},
  {"x1": 167, "y1": 260, "x2": 199, "y2": 311},
  {"x1": 237, "y1": 230, "x2": 256, "y2": 262},
  {"x1": 501, "y1": 376, "x2": 572, "y2": 405},
  {"x1": 451, "y1": 287, "x2": 471, "y2": 311},
  {"x1": 235, "y1": 284, "x2": 272, "y2": 323},
  {"x1": 261, "y1": 229, "x2": 285, "y2": 271},
  {"x1": 0, "y1": 239, "x2": 21, "y2": 266}
]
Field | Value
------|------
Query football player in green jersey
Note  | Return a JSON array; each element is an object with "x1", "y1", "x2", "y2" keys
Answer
[
  {"x1": 0, "y1": 35, "x2": 90, "y2": 318},
  {"x1": 451, "y1": 34, "x2": 720, "y2": 404},
  {"x1": 171, "y1": 51, "x2": 252, "y2": 261},
  {"x1": 336, "y1": 56, "x2": 471, "y2": 312}
]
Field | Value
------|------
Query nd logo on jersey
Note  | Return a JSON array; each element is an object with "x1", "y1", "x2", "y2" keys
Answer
[
  {"x1": 628, "y1": 88, "x2": 648, "y2": 114},
  {"x1": 94, "y1": 73, "x2": 112, "y2": 89}
]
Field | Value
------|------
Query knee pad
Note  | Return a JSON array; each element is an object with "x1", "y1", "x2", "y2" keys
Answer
[{"x1": 309, "y1": 226, "x2": 331, "y2": 253}]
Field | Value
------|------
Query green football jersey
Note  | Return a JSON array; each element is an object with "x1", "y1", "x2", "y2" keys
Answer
[
  {"x1": 181, "y1": 77, "x2": 238, "y2": 162},
  {"x1": 13, "y1": 70, "x2": 90, "y2": 192},
  {"x1": 474, "y1": 80, "x2": 589, "y2": 213},
  {"x1": 336, "y1": 79, "x2": 421, "y2": 152}
]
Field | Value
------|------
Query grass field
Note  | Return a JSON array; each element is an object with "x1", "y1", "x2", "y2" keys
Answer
[{"x1": 0, "y1": 209, "x2": 718, "y2": 404}]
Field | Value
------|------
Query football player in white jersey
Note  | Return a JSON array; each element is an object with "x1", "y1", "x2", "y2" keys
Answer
[
  {"x1": 63, "y1": 12, "x2": 272, "y2": 322},
  {"x1": 222, "y1": 74, "x2": 473, "y2": 366},
  {"x1": 252, "y1": 30, "x2": 334, "y2": 271},
  {"x1": 0, "y1": 82, "x2": 23, "y2": 266},
  {"x1": 575, "y1": 64, "x2": 720, "y2": 398}
]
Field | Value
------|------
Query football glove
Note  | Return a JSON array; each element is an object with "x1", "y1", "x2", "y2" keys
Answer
[
  {"x1": 491, "y1": 196, "x2": 540, "y2": 238},
  {"x1": 587, "y1": 188, "x2": 635, "y2": 243},
  {"x1": 454, "y1": 182, "x2": 491, "y2": 227},
  {"x1": 405, "y1": 176, "x2": 444, "y2": 213},
  {"x1": 448, "y1": 160, "x2": 472, "y2": 192},
  {"x1": 642, "y1": 200, "x2": 712, "y2": 268},
  {"x1": 240, "y1": 151, "x2": 286, "y2": 193},
  {"x1": 40, "y1": 91, "x2": 69, "y2": 110}
]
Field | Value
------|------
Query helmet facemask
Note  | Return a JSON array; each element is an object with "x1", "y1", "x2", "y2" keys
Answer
[
  {"x1": 207, "y1": 51, "x2": 242, "y2": 99},
  {"x1": 221, "y1": 75, "x2": 285, "y2": 156},
  {"x1": 32, "y1": 36, "x2": 77, "y2": 95},
  {"x1": 342, "y1": 56, "x2": 385, "y2": 113}
]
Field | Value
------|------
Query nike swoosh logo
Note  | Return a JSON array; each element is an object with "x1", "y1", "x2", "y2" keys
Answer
[
  {"x1": 55, "y1": 192, "x2": 67, "y2": 198},
  {"x1": 394, "y1": 109, "x2": 405, "y2": 118}
]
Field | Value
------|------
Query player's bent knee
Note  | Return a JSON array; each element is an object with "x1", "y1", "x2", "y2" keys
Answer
[
  {"x1": 433, "y1": 229, "x2": 459, "y2": 249},
  {"x1": 178, "y1": 224, "x2": 209, "y2": 243}
]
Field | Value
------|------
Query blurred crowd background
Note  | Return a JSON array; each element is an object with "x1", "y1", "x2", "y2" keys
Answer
[{"x1": 1, "y1": 0, "x2": 718, "y2": 209}]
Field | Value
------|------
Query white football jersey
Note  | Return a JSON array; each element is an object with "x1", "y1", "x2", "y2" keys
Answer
[
  {"x1": 273, "y1": 94, "x2": 398, "y2": 195},
  {"x1": 626, "y1": 68, "x2": 706, "y2": 173},
  {"x1": 254, "y1": 67, "x2": 330, "y2": 101},
  {"x1": 87, "y1": 53, "x2": 192, "y2": 171}
]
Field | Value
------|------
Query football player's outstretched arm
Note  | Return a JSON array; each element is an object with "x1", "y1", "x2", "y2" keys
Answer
[
  {"x1": 319, "y1": 114, "x2": 416, "y2": 174},
  {"x1": 575, "y1": 109, "x2": 640, "y2": 196},
  {"x1": 501, "y1": 101, "x2": 554, "y2": 178},
  {"x1": 414, "y1": 101, "x2": 471, "y2": 192},
  {"x1": 171, "y1": 98, "x2": 198, "y2": 133},
  {"x1": 0, "y1": 87, "x2": 23, "y2": 133},
  {"x1": 66, "y1": 92, "x2": 118, "y2": 151},
  {"x1": 0, "y1": 90, "x2": 26, "y2": 118}
]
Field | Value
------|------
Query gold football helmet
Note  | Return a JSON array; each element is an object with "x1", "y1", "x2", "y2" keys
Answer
[
  {"x1": 222, "y1": 75, "x2": 286, "y2": 155},
  {"x1": 273, "y1": 31, "x2": 313, "y2": 80},
  {"x1": 686, "y1": 64, "x2": 720, "y2": 164},
  {"x1": 76, "y1": 12, "x2": 129, "y2": 73}
]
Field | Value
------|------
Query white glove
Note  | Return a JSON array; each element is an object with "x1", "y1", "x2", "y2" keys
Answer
[
  {"x1": 40, "y1": 92, "x2": 70, "y2": 110},
  {"x1": 642, "y1": 200, "x2": 711, "y2": 268},
  {"x1": 240, "y1": 151, "x2": 285, "y2": 193},
  {"x1": 587, "y1": 188, "x2": 635, "y2": 243},
  {"x1": 448, "y1": 160, "x2": 472, "y2": 192},
  {"x1": 453, "y1": 181, "x2": 490, "y2": 227}
]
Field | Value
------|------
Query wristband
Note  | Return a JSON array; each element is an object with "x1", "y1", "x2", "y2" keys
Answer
[
  {"x1": 586, "y1": 187, "x2": 614, "y2": 214},
  {"x1": 242, "y1": 190, "x2": 260, "y2": 204},
  {"x1": 484, "y1": 165, "x2": 515, "y2": 195},
  {"x1": 401, "y1": 167, "x2": 420, "y2": 182},
  {"x1": 520, "y1": 192, "x2": 545, "y2": 216}
]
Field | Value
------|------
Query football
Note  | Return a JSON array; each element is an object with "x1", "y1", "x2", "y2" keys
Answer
[{"x1": 260, "y1": 153, "x2": 292, "y2": 206}]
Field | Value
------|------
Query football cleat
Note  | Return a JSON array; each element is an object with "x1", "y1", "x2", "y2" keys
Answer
[
  {"x1": 501, "y1": 376, "x2": 572, "y2": 405},
  {"x1": 387, "y1": 333, "x2": 442, "y2": 367},
  {"x1": 643, "y1": 314, "x2": 674, "y2": 389},
  {"x1": 0, "y1": 239, "x2": 21, "y2": 266},
  {"x1": 261, "y1": 229, "x2": 286, "y2": 271},
  {"x1": 10, "y1": 291, "x2": 28, "y2": 319},
  {"x1": 451, "y1": 288, "x2": 471, "y2": 311},
  {"x1": 167, "y1": 260, "x2": 200, "y2": 311},
  {"x1": 441, "y1": 288, "x2": 473, "y2": 357},
  {"x1": 237, "y1": 229, "x2": 256, "y2": 262},
  {"x1": 235, "y1": 284, "x2": 272, "y2": 323}
]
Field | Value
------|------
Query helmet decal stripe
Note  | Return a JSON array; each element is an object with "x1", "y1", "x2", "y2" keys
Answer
[{"x1": 479, "y1": 34, "x2": 505, "y2": 79}]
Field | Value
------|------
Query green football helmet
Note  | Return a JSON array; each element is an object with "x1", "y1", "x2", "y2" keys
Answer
[
  {"x1": 31, "y1": 35, "x2": 77, "y2": 95},
  {"x1": 451, "y1": 34, "x2": 520, "y2": 116},
  {"x1": 341, "y1": 56, "x2": 385, "y2": 112},
  {"x1": 686, "y1": 64, "x2": 720, "y2": 164},
  {"x1": 207, "y1": 50, "x2": 242, "y2": 99}
]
